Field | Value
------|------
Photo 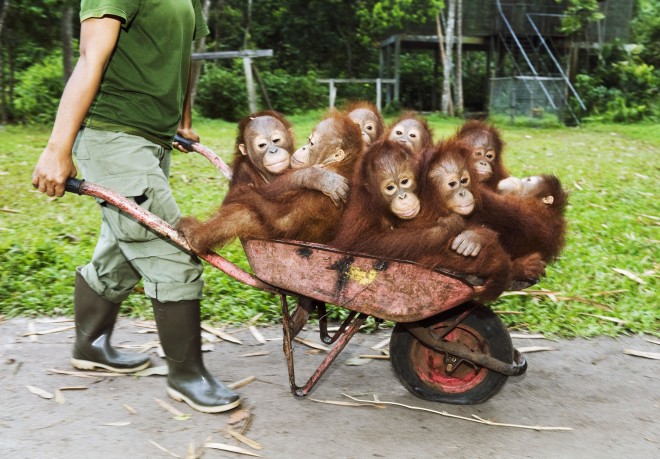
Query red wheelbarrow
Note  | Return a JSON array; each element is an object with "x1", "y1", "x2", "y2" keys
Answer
[{"x1": 63, "y1": 142, "x2": 529, "y2": 405}]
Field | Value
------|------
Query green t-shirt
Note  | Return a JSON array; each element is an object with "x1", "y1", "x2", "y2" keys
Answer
[{"x1": 80, "y1": 0, "x2": 209, "y2": 147}]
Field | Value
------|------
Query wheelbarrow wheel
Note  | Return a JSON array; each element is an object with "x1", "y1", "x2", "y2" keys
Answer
[{"x1": 390, "y1": 301, "x2": 512, "y2": 404}]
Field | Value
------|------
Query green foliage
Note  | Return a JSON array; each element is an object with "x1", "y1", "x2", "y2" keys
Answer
[
  {"x1": 573, "y1": 44, "x2": 659, "y2": 122},
  {"x1": 2, "y1": 118, "x2": 658, "y2": 338},
  {"x1": 195, "y1": 65, "x2": 328, "y2": 120},
  {"x1": 555, "y1": 0, "x2": 605, "y2": 34},
  {"x1": 13, "y1": 51, "x2": 64, "y2": 124},
  {"x1": 261, "y1": 70, "x2": 327, "y2": 114},
  {"x1": 195, "y1": 62, "x2": 249, "y2": 122},
  {"x1": 632, "y1": 0, "x2": 660, "y2": 67},
  {"x1": 398, "y1": 52, "x2": 438, "y2": 111},
  {"x1": 359, "y1": 0, "x2": 445, "y2": 35}
]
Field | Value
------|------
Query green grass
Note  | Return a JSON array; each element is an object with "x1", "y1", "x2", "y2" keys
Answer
[{"x1": 1, "y1": 115, "x2": 658, "y2": 337}]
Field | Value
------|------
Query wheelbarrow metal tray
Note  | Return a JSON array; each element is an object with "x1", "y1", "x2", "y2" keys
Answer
[{"x1": 242, "y1": 239, "x2": 476, "y2": 323}]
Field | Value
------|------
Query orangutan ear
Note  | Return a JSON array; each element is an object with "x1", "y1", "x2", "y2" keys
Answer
[
  {"x1": 238, "y1": 144, "x2": 247, "y2": 156},
  {"x1": 542, "y1": 196, "x2": 554, "y2": 205}
]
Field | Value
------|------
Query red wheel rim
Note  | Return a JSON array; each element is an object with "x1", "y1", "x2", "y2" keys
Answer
[{"x1": 409, "y1": 323, "x2": 489, "y2": 393}]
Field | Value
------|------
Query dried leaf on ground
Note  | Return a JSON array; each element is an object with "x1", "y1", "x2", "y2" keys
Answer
[
  {"x1": 517, "y1": 346, "x2": 557, "y2": 353},
  {"x1": 309, "y1": 398, "x2": 382, "y2": 408},
  {"x1": 510, "y1": 333, "x2": 547, "y2": 339},
  {"x1": 622, "y1": 349, "x2": 660, "y2": 360},
  {"x1": 579, "y1": 313, "x2": 628, "y2": 325},
  {"x1": 102, "y1": 421, "x2": 131, "y2": 426},
  {"x1": 248, "y1": 313, "x2": 264, "y2": 324},
  {"x1": 643, "y1": 338, "x2": 660, "y2": 346},
  {"x1": 371, "y1": 338, "x2": 391, "y2": 350},
  {"x1": 345, "y1": 357, "x2": 372, "y2": 366},
  {"x1": 227, "y1": 375, "x2": 256, "y2": 390},
  {"x1": 204, "y1": 442, "x2": 261, "y2": 457},
  {"x1": 248, "y1": 325, "x2": 267, "y2": 345},
  {"x1": 612, "y1": 268, "x2": 645, "y2": 284},
  {"x1": 201, "y1": 323, "x2": 243, "y2": 345},
  {"x1": 27, "y1": 322, "x2": 38, "y2": 342},
  {"x1": 58, "y1": 386, "x2": 87, "y2": 391},
  {"x1": 240, "y1": 351, "x2": 270, "y2": 357},
  {"x1": 227, "y1": 429, "x2": 263, "y2": 450},
  {"x1": 341, "y1": 394, "x2": 572, "y2": 431},
  {"x1": 227, "y1": 409, "x2": 250, "y2": 425},
  {"x1": 123, "y1": 404, "x2": 137, "y2": 415},
  {"x1": 358, "y1": 354, "x2": 390, "y2": 360},
  {"x1": 294, "y1": 337, "x2": 329, "y2": 351},
  {"x1": 149, "y1": 440, "x2": 181, "y2": 458},
  {"x1": 48, "y1": 368, "x2": 125, "y2": 378},
  {"x1": 36, "y1": 317, "x2": 73, "y2": 324},
  {"x1": 154, "y1": 398, "x2": 188, "y2": 418},
  {"x1": 26, "y1": 385, "x2": 53, "y2": 399},
  {"x1": 22, "y1": 325, "x2": 75, "y2": 336}
]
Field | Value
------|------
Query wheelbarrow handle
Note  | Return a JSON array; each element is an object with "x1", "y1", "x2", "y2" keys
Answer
[
  {"x1": 173, "y1": 134, "x2": 233, "y2": 180},
  {"x1": 65, "y1": 178, "x2": 85, "y2": 195},
  {"x1": 173, "y1": 134, "x2": 196, "y2": 151},
  {"x1": 63, "y1": 177, "x2": 276, "y2": 294}
]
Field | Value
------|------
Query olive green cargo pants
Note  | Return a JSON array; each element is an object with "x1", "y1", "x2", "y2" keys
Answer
[{"x1": 73, "y1": 128, "x2": 203, "y2": 303}]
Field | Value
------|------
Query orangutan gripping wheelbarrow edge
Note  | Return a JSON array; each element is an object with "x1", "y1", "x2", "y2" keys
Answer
[{"x1": 63, "y1": 140, "x2": 529, "y2": 405}]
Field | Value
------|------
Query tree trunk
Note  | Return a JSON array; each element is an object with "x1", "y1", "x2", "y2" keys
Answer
[
  {"x1": 0, "y1": 0, "x2": 10, "y2": 124},
  {"x1": 190, "y1": 0, "x2": 212, "y2": 109},
  {"x1": 435, "y1": 14, "x2": 453, "y2": 114},
  {"x1": 441, "y1": 0, "x2": 456, "y2": 116},
  {"x1": 61, "y1": 1, "x2": 74, "y2": 82},
  {"x1": 454, "y1": 0, "x2": 463, "y2": 115},
  {"x1": 0, "y1": 0, "x2": 9, "y2": 38}
]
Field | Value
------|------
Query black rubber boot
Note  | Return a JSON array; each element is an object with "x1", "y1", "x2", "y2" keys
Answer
[
  {"x1": 71, "y1": 270, "x2": 151, "y2": 373},
  {"x1": 152, "y1": 299, "x2": 241, "y2": 413}
]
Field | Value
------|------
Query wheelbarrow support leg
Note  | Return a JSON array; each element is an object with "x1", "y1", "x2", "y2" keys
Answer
[{"x1": 281, "y1": 294, "x2": 367, "y2": 397}]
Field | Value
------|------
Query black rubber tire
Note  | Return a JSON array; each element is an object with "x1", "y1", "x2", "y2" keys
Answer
[{"x1": 390, "y1": 301, "x2": 513, "y2": 404}]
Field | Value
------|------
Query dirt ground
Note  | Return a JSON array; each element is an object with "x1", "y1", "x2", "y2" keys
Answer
[{"x1": 1, "y1": 316, "x2": 658, "y2": 459}]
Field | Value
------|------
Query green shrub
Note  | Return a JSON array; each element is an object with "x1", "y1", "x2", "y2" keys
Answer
[
  {"x1": 195, "y1": 62, "x2": 249, "y2": 122},
  {"x1": 14, "y1": 52, "x2": 64, "y2": 124},
  {"x1": 572, "y1": 44, "x2": 659, "y2": 122},
  {"x1": 261, "y1": 70, "x2": 326, "y2": 114}
]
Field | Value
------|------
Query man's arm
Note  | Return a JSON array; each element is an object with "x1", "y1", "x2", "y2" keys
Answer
[
  {"x1": 174, "y1": 65, "x2": 199, "y2": 152},
  {"x1": 32, "y1": 17, "x2": 121, "y2": 197}
]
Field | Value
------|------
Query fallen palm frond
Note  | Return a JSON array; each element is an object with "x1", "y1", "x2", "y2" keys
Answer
[
  {"x1": 154, "y1": 398, "x2": 190, "y2": 420},
  {"x1": 48, "y1": 368, "x2": 126, "y2": 378},
  {"x1": 517, "y1": 346, "x2": 557, "y2": 353},
  {"x1": 501, "y1": 290, "x2": 613, "y2": 311},
  {"x1": 338, "y1": 394, "x2": 573, "y2": 431},
  {"x1": 248, "y1": 325, "x2": 267, "y2": 344},
  {"x1": 579, "y1": 313, "x2": 628, "y2": 325},
  {"x1": 293, "y1": 337, "x2": 329, "y2": 351},
  {"x1": 370, "y1": 338, "x2": 391, "y2": 350},
  {"x1": 227, "y1": 429, "x2": 263, "y2": 451},
  {"x1": 509, "y1": 333, "x2": 546, "y2": 339},
  {"x1": 227, "y1": 375, "x2": 256, "y2": 390},
  {"x1": 622, "y1": 349, "x2": 660, "y2": 360},
  {"x1": 204, "y1": 442, "x2": 261, "y2": 457},
  {"x1": 240, "y1": 351, "x2": 270, "y2": 357},
  {"x1": 149, "y1": 440, "x2": 181, "y2": 458},
  {"x1": 26, "y1": 385, "x2": 53, "y2": 399},
  {"x1": 201, "y1": 323, "x2": 243, "y2": 345},
  {"x1": 612, "y1": 268, "x2": 645, "y2": 284}
]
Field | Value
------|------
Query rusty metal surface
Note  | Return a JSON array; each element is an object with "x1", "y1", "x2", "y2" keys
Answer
[
  {"x1": 190, "y1": 142, "x2": 233, "y2": 180},
  {"x1": 405, "y1": 323, "x2": 528, "y2": 376},
  {"x1": 242, "y1": 239, "x2": 476, "y2": 322}
]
